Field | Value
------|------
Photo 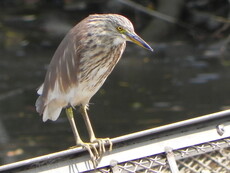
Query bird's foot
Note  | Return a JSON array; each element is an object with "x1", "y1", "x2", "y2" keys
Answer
[
  {"x1": 70, "y1": 142, "x2": 100, "y2": 168},
  {"x1": 70, "y1": 139, "x2": 112, "y2": 168},
  {"x1": 91, "y1": 138, "x2": 113, "y2": 157},
  {"x1": 70, "y1": 138, "x2": 113, "y2": 168}
]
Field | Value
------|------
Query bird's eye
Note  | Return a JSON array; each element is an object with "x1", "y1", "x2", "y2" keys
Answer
[{"x1": 117, "y1": 26, "x2": 123, "y2": 31}]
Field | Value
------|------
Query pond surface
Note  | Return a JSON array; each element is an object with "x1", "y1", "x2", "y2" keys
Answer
[{"x1": 0, "y1": 29, "x2": 230, "y2": 165}]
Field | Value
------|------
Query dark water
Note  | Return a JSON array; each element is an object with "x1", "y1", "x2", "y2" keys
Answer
[{"x1": 1, "y1": 32, "x2": 230, "y2": 165}]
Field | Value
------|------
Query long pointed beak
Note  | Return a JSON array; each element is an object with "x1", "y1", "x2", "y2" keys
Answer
[{"x1": 125, "y1": 32, "x2": 153, "y2": 52}]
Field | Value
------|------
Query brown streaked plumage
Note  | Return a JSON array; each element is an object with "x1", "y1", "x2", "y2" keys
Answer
[{"x1": 36, "y1": 14, "x2": 153, "y2": 167}]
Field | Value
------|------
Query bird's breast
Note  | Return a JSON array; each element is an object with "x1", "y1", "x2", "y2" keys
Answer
[
  {"x1": 70, "y1": 43, "x2": 126, "y2": 106},
  {"x1": 79, "y1": 43, "x2": 125, "y2": 84}
]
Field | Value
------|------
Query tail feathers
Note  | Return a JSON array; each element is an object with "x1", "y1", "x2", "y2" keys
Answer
[
  {"x1": 35, "y1": 96, "x2": 45, "y2": 115},
  {"x1": 36, "y1": 96, "x2": 66, "y2": 122},
  {"x1": 43, "y1": 100, "x2": 63, "y2": 122},
  {"x1": 37, "y1": 84, "x2": 44, "y2": 95}
]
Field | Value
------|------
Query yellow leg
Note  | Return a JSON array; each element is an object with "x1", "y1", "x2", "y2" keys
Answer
[
  {"x1": 79, "y1": 106, "x2": 96, "y2": 142},
  {"x1": 66, "y1": 107, "x2": 83, "y2": 144},
  {"x1": 79, "y1": 105, "x2": 113, "y2": 156},
  {"x1": 65, "y1": 107, "x2": 99, "y2": 167}
]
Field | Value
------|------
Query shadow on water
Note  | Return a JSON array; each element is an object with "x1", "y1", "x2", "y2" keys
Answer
[{"x1": 0, "y1": 25, "x2": 230, "y2": 166}]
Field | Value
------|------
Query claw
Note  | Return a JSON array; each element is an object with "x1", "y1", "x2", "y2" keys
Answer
[
  {"x1": 71, "y1": 142, "x2": 99, "y2": 167},
  {"x1": 92, "y1": 138, "x2": 113, "y2": 157},
  {"x1": 70, "y1": 139, "x2": 113, "y2": 168},
  {"x1": 107, "y1": 139, "x2": 113, "y2": 151},
  {"x1": 82, "y1": 143, "x2": 98, "y2": 167}
]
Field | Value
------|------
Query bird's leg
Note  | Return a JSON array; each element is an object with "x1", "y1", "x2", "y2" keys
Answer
[
  {"x1": 79, "y1": 105, "x2": 113, "y2": 157},
  {"x1": 65, "y1": 107, "x2": 99, "y2": 167}
]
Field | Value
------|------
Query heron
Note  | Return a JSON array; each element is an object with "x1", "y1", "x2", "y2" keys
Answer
[{"x1": 36, "y1": 14, "x2": 153, "y2": 166}]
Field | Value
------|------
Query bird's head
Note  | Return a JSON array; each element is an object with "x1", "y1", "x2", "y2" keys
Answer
[
  {"x1": 111, "y1": 14, "x2": 153, "y2": 51},
  {"x1": 88, "y1": 14, "x2": 153, "y2": 52}
]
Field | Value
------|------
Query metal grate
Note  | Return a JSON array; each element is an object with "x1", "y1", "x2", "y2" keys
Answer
[{"x1": 94, "y1": 138, "x2": 230, "y2": 173}]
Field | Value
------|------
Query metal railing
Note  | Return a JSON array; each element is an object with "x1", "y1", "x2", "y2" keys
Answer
[{"x1": 0, "y1": 110, "x2": 230, "y2": 173}]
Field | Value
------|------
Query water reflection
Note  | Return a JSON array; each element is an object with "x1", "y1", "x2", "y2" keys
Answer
[
  {"x1": 1, "y1": 38, "x2": 230, "y2": 165},
  {"x1": 189, "y1": 73, "x2": 220, "y2": 84}
]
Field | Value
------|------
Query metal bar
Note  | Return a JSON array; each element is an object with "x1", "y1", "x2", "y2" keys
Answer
[
  {"x1": 112, "y1": 109, "x2": 230, "y2": 144},
  {"x1": 0, "y1": 147, "x2": 84, "y2": 172},
  {"x1": 165, "y1": 147, "x2": 179, "y2": 173}
]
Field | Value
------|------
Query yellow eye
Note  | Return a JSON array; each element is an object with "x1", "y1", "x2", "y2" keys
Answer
[{"x1": 117, "y1": 26, "x2": 123, "y2": 31}]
